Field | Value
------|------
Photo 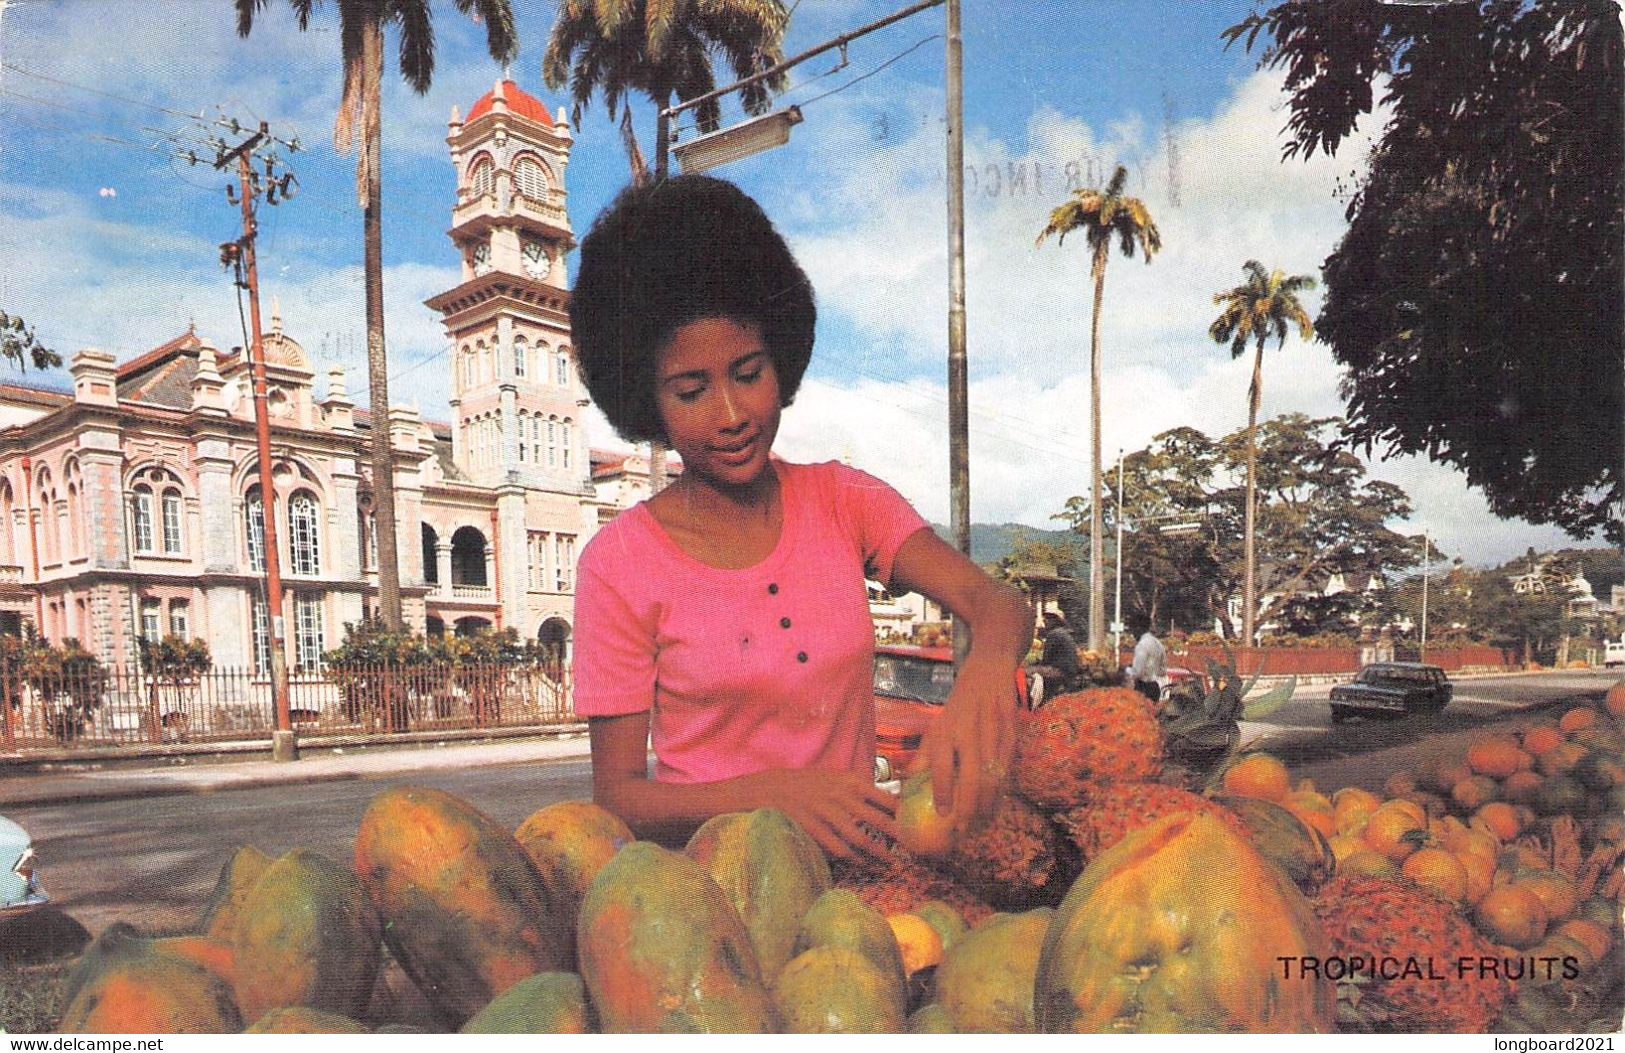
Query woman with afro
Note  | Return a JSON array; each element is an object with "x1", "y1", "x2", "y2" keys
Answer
[{"x1": 569, "y1": 175, "x2": 1031, "y2": 862}]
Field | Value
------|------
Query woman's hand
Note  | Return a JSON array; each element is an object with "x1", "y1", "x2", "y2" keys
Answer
[
  {"x1": 731, "y1": 768, "x2": 898, "y2": 865},
  {"x1": 915, "y1": 659, "x2": 1019, "y2": 830}
]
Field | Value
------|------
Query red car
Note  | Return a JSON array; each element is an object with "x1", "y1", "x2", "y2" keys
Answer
[{"x1": 872, "y1": 644, "x2": 1031, "y2": 780}]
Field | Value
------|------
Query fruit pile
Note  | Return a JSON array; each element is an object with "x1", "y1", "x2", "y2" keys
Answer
[{"x1": 47, "y1": 682, "x2": 1625, "y2": 1034}]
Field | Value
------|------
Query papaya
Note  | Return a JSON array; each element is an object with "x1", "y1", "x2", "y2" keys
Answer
[
  {"x1": 1217, "y1": 794, "x2": 1337, "y2": 892},
  {"x1": 1035, "y1": 810, "x2": 1336, "y2": 1033},
  {"x1": 243, "y1": 1007, "x2": 369, "y2": 1033},
  {"x1": 577, "y1": 841, "x2": 778, "y2": 1033},
  {"x1": 907, "y1": 1003, "x2": 958, "y2": 1033},
  {"x1": 772, "y1": 945, "x2": 906, "y2": 1033},
  {"x1": 233, "y1": 848, "x2": 381, "y2": 1023},
  {"x1": 459, "y1": 972, "x2": 593, "y2": 1034},
  {"x1": 932, "y1": 907, "x2": 1052, "y2": 1033},
  {"x1": 196, "y1": 844, "x2": 274, "y2": 941},
  {"x1": 514, "y1": 800, "x2": 633, "y2": 959},
  {"x1": 791, "y1": 887, "x2": 907, "y2": 1005},
  {"x1": 150, "y1": 935, "x2": 236, "y2": 989},
  {"x1": 914, "y1": 900, "x2": 970, "y2": 952},
  {"x1": 686, "y1": 808, "x2": 832, "y2": 978},
  {"x1": 58, "y1": 940, "x2": 242, "y2": 1034},
  {"x1": 354, "y1": 786, "x2": 570, "y2": 1028}
]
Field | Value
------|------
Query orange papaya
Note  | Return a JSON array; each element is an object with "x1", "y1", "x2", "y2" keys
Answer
[
  {"x1": 354, "y1": 786, "x2": 570, "y2": 1028},
  {"x1": 1035, "y1": 810, "x2": 1335, "y2": 1033},
  {"x1": 459, "y1": 972, "x2": 593, "y2": 1034},
  {"x1": 772, "y1": 945, "x2": 906, "y2": 1033},
  {"x1": 932, "y1": 907, "x2": 1052, "y2": 1033},
  {"x1": 233, "y1": 848, "x2": 381, "y2": 1023},
  {"x1": 58, "y1": 938, "x2": 242, "y2": 1034},
  {"x1": 243, "y1": 1007, "x2": 369, "y2": 1033},
  {"x1": 514, "y1": 800, "x2": 632, "y2": 958},
  {"x1": 685, "y1": 808, "x2": 831, "y2": 977},
  {"x1": 577, "y1": 841, "x2": 778, "y2": 1033},
  {"x1": 195, "y1": 844, "x2": 274, "y2": 942}
]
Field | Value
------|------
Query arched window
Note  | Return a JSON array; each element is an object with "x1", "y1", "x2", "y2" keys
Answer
[
  {"x1": 467, "y1": 154, "x2": 495, "y2": 198},
  {"x1": 556, "y1": 347, "x2": 571, "y2": 387},
  {"x1": 130, "y1": 484, "x2": 154, "y2": 554},
  {"x1": 0, "y1": 479, "x2": 14, "y2": 564},
  {"x1": 517, "y1": 411, "x2": 529, "y2": 462},
  {"x1": 530, "y1": 416, "x2": 542, "y2": 464},
  {"x1": 475, "y1": 341, "x2": 488, "y2": 384},
  {"x1": 513, "y1": 154, "x2": 549, "y2": 201},
  {"x1": 63, "y1": 460, "x2": 82, "y2": 560},
  {"x1": 460, "y1": 344, "x2": 473, "y2": 390},
  {"x1": 421, "y1": 523, "x2": 439, "y2": 585},
  {"x1": 358, "y1": 495, "x2": 377, "y2": 571},
  {"x1": 450, "y1": 526, "x2": 488, "y2": 587},
  {"x1": 513, "y1": 336, "x2": 527, "y2": 378},
  {"x1": 546, "y1": 417, "x2": 557, "y2": 467},
  {"x1": 562, "y1": 419, "x2": 573, "y2": 470},
  {"x1": 288, "y1": 492, "x2": 321, "y2": 576},
  {"x1": 244, "y1": 489, "x2": 266, "y2": 572},
  {"x1": 161, "y1": 490, "x2": 184, "y2": 554}
]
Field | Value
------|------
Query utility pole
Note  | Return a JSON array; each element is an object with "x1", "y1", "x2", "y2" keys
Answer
[
  {"x1": 1420, "y1": 531, "x2": 1430, "y2": 661},
  {"x1": 1113, "y1": 448, "x2": 1124, "y2": 659},
  {"x1": 213, "y1": 118, "x2": 300, "y2": 762}
]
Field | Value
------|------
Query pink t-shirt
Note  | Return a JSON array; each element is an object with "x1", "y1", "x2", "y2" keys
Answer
[{"x1": 572, "y1": 460, "x2": 929, "y2": 784}]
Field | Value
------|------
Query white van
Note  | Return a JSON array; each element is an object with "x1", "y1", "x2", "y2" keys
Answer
[{"x1": 1605, "y1": 638, "x2": 1625, "y2": 668}]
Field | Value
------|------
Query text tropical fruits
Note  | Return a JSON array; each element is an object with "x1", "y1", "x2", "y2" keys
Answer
[
  {"x1": 1034, "y1": 810, "x2": 1335, "y2": 1033},
  {"x1": 353, "y1": 785, "x2": 570, "y2": 1028},
  {"x1": 231, "y1": 848, "x2": 381, "y2": 1022},
  {"x1": 685, "y1": 807, "x2": 832, "y2": 978},
  {"x1": 576, "y1": 841, "x2": 780, "y2": 1033}
]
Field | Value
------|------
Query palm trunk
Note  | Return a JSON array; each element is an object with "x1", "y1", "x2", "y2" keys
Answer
[
  {"x1": 627, "y1": 98, "x2": 668, "y2": 497},
  {"x1": 1087, "y1": 245, "x2": 1108, "y2": 654},
  {"x1": 1242, "y1": 341, "x2": 1263, "y2": 647},
  {"x1": 362, "y1": 16, "x2": 403, "y2": 629}
]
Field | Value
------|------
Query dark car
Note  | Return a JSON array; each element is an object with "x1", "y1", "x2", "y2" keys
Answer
[{"x1": 1329, "y1": 662, "x2": 1452, "y2": 722}]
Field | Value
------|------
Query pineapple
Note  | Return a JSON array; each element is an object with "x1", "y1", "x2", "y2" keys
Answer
[
  {"x1": 832, "y1": 843, "x2": 995, "y2": 927},
  {"x1": 1313, "y1": 875, "x2": 1512, "y2": 1033},
  {"x1": 1055, "y1": 782, "x2": 1244, "y2": 866},
  {"x1": 942, "y1": 793, "x2": 1070, "y2": 909},
  {"x1": 1014, "y1": 687, "x2": 1163, "y2": 810}
]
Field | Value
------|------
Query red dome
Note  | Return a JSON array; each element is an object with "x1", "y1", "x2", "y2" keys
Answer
[{"x1": 466, "y1": 80, "x2": 554, "y2": 126}]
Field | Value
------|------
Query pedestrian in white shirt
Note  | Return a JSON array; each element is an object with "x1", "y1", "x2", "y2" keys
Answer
[{"x1": 1129, "y1": 622, "x2": 1166, "y2": 703}]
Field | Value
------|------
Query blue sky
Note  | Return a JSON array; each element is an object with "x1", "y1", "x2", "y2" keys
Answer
[{"x1": 0, "y1": 0, "x2": 1598, "y2": 568}]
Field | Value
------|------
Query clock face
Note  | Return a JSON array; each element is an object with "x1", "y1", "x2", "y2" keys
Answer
[
  {"x1": 471, "y1": 241, "x2": 492, "y2": 275},
  {"x1": 521, "y1": 240, "x2": 549, "y2": 280}
]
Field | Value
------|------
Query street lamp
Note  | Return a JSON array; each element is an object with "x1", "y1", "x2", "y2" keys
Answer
[{"x1": 672, "y1": 106, "x2": 804, "y2": 174}]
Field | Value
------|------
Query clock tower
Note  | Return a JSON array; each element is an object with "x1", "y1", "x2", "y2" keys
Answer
[{"x1": 427, "y1": 79, "x2": 585, "y2": 491}]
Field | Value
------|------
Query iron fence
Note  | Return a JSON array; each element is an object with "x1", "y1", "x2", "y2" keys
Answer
[{"x1": 0, "y1": 661, "x2": 576, "y2": 752}]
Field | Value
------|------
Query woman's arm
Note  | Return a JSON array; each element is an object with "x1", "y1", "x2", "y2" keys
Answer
[
  {"x1": 888, "y1": 528, "x2": 1034, "y2": 828},
  {"x1": 589, "y1": 712, "x2": 898, "y2": 861}
]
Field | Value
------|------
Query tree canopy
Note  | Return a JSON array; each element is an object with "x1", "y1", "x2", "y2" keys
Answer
[
  {"x1": 1226, "y1": 0, "x2": 1623, "y2": 542},
  {"x1": 1056, "y1": 415, "x2": 1419, "y2": 638},
  {"x1": 0, "y1": 311, "x2": 62, "y2": 373}
]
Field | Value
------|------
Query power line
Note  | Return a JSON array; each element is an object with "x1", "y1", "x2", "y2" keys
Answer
[{"x1": 1, "y1": 60, "x2": 204, "y2": 121}]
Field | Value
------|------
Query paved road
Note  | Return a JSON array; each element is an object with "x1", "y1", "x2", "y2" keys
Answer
[
  {"x1": 4, "y1": 669, "x2": 1615, "y2": 942},
  {"x1": 7, "y1": 756, "x2": 595, "y2": 940}
]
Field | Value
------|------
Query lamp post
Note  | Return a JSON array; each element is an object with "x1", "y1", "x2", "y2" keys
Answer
[{"x1": 1113, "y1": 448, "x2": 1125, "y2": 659}]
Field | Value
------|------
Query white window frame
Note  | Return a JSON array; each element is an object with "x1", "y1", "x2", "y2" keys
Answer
[
  {"x1": 245, "y1": 493, "x2": 266, "y2": 573},
  {"x1": 161, "y1": 490, "x2": 184, "y2": 554},
  {"x1": 294, "y1": 594, "x2": 325, "y2": 671},
  {"x1": 513, "y1": 337, "x2": 527, "y2": 378},
  {"x1": 131, "y1": 487, "x2": 154, "y2": 553},
  {"x1": 288, "y1": 492, "x2": 321, "y2": 576},
  {"x1": 139, "y1": 600, "x2": 161, "y2": 642},
  {"x1": 554, "y1": 534, "x2": 575, "y2": 592},
  {"x1": 169, "y1": 602, "x2": 189, "y2": 640},
  {"x1": 250, "y1": 596, "x2": 271, "y2": 676}
]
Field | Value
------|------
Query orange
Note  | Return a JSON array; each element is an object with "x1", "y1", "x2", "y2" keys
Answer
[
  {"x1": 1557, "y1": 918, "x2": 1612, "y2": 962},
  {"x1": 1221, "y1": 753, "x2": 1291, "y2": 802},
  {"x1": 1284, "y1": 790, "x2": 1337, "y2": 839},
  {"x1": 1500, "y1": 769, "x2": 1544, "y2": 804},
  {"x1": 886, "y1": 913, "x2": 944, "y2": 975},
  {"x1": 1382, "y1": 797, "x2": 1428, "y2": 825},
  {"x1": 1516, "y1": 872, "x2": 1578, "y2": 921},
  {"x1": 1457, "y1": 850, "x2": 1495, "y2": 905},
  {"x1": 1383, "y1": 772, "x2": 1418, "y2": 798},
  {"x1": 1340, "y1": 850, "x2": 1401, "y2": 879},
  {"x1": 1451, "y1": 775, "x2": 1500, "y2": 812},
  {"x1": 1364, "y1": 805, "x2": 1427, "y2": 861},
  {"x1": 1433, "y1": 815, "x2": 1470, "y2": 849},
  {"x1": 1537, "y1": 740, "x2": 1588, "y2": 777},
  {"x1": 1425, "y1": 760, "x2": 1474, "y2": 795},
  {"x1": 1475, "y1": 885, "x2": 1549, "y2": 949},
  {"x1": 1559, "y1": 707, "x2": 1598, "y2": 735},
  {"x1": 1333, "y1": 790, "x2": 1380, "y2": 835},
  {"x1": 1537, "y1": 932, "x2": 1596, "y2": 972},
  {"x1": 1327, "y1": 833, "x2": 1366, "y2": 866},
  {"x1": 1455, "y1": 829, "x2": 1502, "y2": 863},
  {"x1": 1521, "y1": 724, "x2": 1564, "y2": 757},
  {"x1": 1402, "y1": 848, "x2": 1469, "y2": 902},
  {"x1": 1473, "y1": 801, "x2": 1522, "y2": 842},
  {"x1": 1605, "y1": 679, "x2": 1625, "y2": 720},
  {"x1": 1467, "y1": 736, "x2": 1531, "y2": 779}
]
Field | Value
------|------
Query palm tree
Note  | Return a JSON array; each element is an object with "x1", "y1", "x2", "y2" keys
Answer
[
  {"x1": 1035, "y1": 165, "x2": 1161, "y2": 654},
  {"x1": 1208, "y1": 260, "x2": 1315, "y2": 647},
  {"x1": 544, "y1": 0, "x2": 789, "y2": 497},
  {"x1": 234, "y1": 0, "x2": 518, "y2": 629}
]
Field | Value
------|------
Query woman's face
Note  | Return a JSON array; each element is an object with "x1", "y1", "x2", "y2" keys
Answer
[{"x1": 654, "y1": 316, "x2": 782, "y2": 491}]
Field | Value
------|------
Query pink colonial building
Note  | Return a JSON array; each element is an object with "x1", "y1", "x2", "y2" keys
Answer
[{"x1": 0, "y1": 80, "x2": 644, "y2": 673}]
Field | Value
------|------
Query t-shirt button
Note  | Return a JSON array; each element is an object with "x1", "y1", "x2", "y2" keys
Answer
[
  {"x1": 768, "y1": 583, "x2": 779, "y2": 595},
  {"x1": 796, "y1": 651, "x2": 808, "y2": 663},
  {"x1": 780, "y1": 617, "x2": 791, "y2": 629}
]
